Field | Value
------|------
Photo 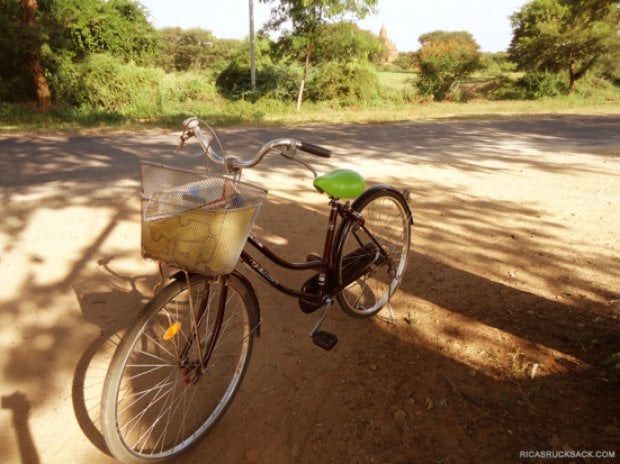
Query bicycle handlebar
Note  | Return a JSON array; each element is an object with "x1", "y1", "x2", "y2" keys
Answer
[
  {"x1": 298, "y1": 141, "x2": 332, "y2": 158},
  {"x1": 179, "y1": 117, "x2": 332, "y2": 172}
]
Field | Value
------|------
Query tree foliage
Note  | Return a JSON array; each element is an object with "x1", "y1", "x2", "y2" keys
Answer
[
  {"x1": 260, "y1": 0, "x2": 378, "y2": 34},
  {"x1": 0, "y1": 0, "x2": 156, "y2": 105},
  {"x1": 273, "y1": 21, "x2": 385, "y2": 65},
  {"x1": 44, "y1": 0, "x2": 157, "y2": 63},
  {"x1": 509, "y1": 0, "x2": 620, "y2": 92},
  {"x1": 414, "y1": 30, "x2": 481, "y2": 101},
  {"x1": 307, "y1": 21, "x2": 385, "y2": 64},
  {"x1": 152, "y1": 28, "x2": 241, "y2": 73},
  {"x1": 0, "y1": 0, "x2": 37, "y2": 101}
]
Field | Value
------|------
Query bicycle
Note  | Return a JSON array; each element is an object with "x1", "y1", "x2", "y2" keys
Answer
[{"x1": 100, "y1": 117, "x2": 413, "y2": 463}]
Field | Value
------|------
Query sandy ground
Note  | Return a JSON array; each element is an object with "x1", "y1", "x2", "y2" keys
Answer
[{"x1": 1, "y1": 115, "x2": 619, "y2": 464}]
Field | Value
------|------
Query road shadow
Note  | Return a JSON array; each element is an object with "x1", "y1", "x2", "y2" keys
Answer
[
  {"x1": 1, "y1": 117, "x2": 618, "y2": 463},
  {"x1": 69, "y1": 194, "x2": 619, "y2": 463}
]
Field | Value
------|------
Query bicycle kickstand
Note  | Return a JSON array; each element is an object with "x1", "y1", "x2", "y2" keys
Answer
[{"x1": 310, "y1": 299, "x2": 338, "y2": 351}]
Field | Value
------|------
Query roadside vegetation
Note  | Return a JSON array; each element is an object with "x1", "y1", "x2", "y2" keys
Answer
[{"x1": 1, "y1": 0, "x2": 618, "y2": 131}]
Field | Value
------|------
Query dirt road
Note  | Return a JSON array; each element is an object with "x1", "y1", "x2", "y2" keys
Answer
[{"x1": 1, "y1": 115, "x2": 619, "y2": 463}]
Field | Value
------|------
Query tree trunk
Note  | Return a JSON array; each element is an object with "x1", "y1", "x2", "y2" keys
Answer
[
  {"x1": 568, "y1": 68, "x2": 578, "y2": 94},
  {"x1": 296, "y1": 45, "x2": 311, "y2": 111},
  {"x1": 21, "y1": 0, "x2": 51, "y2": 111},
  {"x1": 567, "y1": 57, "x2": 581, "y2": 94}
]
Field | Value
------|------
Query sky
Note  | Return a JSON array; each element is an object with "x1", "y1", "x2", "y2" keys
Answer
[{"x1": 138, "y1": 0, "x2": 530, "y2": 53}]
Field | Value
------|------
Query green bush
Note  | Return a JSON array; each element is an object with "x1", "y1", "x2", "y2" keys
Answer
[
  {"x1": 159, "y1": 72, "x2": 218, "y2": 104},
  {"x1": 306, "y1": 61, "x2": 380, "y2": 105},
  {"x1": 570, "y1": 75, "x2": 620, "y2": 101},
  {"x1": 517, "y1": 71, "x2": 568, "y2": 99},
  {"x1": 49, "y1": 55, "x2": 83, "y2": 105},
  {"x1": 216, "y1": 63, "x2": 300, "y2": 102},
  {"x1": 487, "y1": 75, "x2": 527, "y2": 100},
  {"x1": 74, "y1": 54, "x2": 165, "y2": 117}
]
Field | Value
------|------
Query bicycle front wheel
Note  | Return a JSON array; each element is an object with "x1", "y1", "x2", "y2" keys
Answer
[
  {"x1": 101, "y1": 273, "x2": 258, "y2": 464},
  {"x1": 336, "y1": 189, "x2": 411, "y2": 318}
]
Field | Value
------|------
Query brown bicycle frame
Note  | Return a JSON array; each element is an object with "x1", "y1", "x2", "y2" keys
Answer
[
  {"x1": 187, "y1": 193, "x2": 392, "y2": 370},
  {"x1": 238, "y1": 198, "x2": 376, "y2": 306}
]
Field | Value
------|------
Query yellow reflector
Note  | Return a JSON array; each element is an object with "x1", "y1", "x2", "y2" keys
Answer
[{"x1": 163, "y1": 321, "x2": 181, "y2": 341}]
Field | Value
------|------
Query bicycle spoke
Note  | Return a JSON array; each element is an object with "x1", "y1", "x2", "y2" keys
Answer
[
  {"x1": 118, "y1": 376, "x2": 176, "y2": 418},
  {"x1": 141, "y1": 331, "x2": 177, "y2": 360},
  {"x1": 137, "y1": 379, "x2": 187, "y2": 454},
  {"x1": 120, "y1": 378, "x2": 175, "y2": 443}
]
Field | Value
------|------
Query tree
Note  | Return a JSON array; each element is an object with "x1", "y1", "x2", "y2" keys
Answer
[
  {"x1": 259, "y1": 0, "x2": 378, "y2": 109},
  {"x1": 21, "y1": 0, "x2": 51, "y2": 109},
  {"x1": 154, "y1": 28, "x2": 221, "y2": 72},
  {"x1": 414, "y1": 31, "x2": 481, "y2": 101},
  {"x1": 509, "y1": 0, "x2": 620, "y2": 93}
]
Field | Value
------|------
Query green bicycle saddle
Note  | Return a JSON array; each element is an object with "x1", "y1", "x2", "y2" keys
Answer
[{"x1": 313, "y1": 169, "x2": 366, "y2": 199}]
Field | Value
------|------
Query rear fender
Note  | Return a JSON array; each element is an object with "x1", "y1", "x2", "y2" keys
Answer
[
  {"x1": 351, "y1": 184, "x2": 414, "y2": 226},
  {"x1": 332, "y1": 185, "x2": 413, "y2": 265}
]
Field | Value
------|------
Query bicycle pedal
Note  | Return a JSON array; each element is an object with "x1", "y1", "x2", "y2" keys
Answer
[{"x1": 312, "y1": 331, "x2": 338, "y2": 350}]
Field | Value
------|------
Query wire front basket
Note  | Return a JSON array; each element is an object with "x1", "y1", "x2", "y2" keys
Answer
[{"x1": 141, "y1": 162, "x2": 267, "y2": 275}]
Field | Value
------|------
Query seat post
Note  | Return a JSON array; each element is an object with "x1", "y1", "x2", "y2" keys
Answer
[{"x1": 321, "y1": 199, "x2": 340, "y2": 272}]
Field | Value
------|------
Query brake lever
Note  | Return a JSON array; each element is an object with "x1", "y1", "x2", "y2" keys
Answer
[
  {"x1": 176, "y1": 132, "x2": 192, "y2": 153},
  {"x1": 276, "y1": 142, "x2": 318, "y2": 178}
]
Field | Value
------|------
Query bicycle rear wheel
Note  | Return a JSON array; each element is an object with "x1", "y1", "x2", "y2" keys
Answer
[
  {"x1": 101, "y1": 273, "x2": 258, "y2": 464},
  {"x1": 336, "y1": 189, "x2": 411, "y2": 318}
]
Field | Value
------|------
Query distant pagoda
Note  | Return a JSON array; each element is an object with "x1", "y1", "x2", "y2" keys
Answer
[{"x1": 379, "y1": 24, "x2": 399, "y2": 63}]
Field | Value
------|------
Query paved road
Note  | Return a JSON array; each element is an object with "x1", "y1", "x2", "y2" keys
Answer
[{"x1": 0, "y1": 115, "x2": 618, "y2": 464}]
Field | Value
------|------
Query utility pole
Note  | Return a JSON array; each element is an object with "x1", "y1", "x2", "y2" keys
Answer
[{"x1": 249, "y1": 0, "x2": 256, "y2": 90}]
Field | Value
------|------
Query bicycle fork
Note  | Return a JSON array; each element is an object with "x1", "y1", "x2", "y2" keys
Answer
[{"x1": 180, "y1": 274, "x2": 229, "y2": 384}]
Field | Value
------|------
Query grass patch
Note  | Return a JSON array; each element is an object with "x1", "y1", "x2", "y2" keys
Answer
[
  {"x1": 1, "y1": 75, "x2": 619, "y2": 133},
  {"x1": 377, "y1": 71, "x2": 414, "y2": 91}
]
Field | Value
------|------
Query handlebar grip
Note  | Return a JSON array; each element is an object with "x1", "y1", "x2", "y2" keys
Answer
[{"x1": 298, "y1": 141, "x2": 332, "y2": 158}]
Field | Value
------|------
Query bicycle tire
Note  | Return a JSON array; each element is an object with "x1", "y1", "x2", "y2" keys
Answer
[
  {"x1": 335, "y1": 188, "x2": 411, "y2": 318},
  {"x1": 101, "y1": 272, "x2": 258, "y2": 464}
]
